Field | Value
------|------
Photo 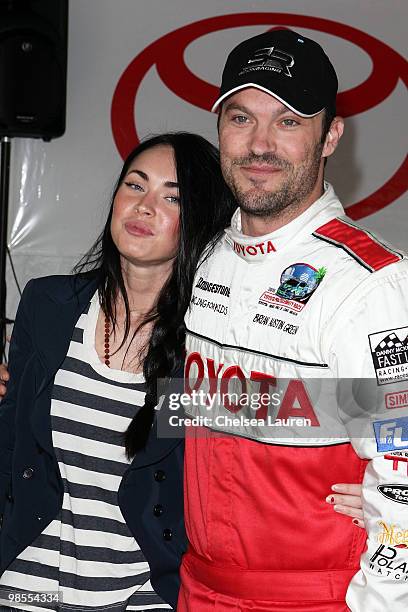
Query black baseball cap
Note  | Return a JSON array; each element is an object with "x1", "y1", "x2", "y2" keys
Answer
[{"x1": 212, "y1": 29, "x2": 338, "y2": 117}]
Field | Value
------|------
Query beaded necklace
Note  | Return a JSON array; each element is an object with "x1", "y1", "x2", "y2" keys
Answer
[{"x1": 104, "y1": 316, "x2": 111, "y2": 367}]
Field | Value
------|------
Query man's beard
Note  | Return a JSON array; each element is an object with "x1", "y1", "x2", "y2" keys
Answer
[{"x1": 221, "y1": 142, "x2": 324, "y2": 219}]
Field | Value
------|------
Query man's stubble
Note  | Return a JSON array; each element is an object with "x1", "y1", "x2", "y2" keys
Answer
[{"x1": 221, "y1": 141, "x2": 324, "y2": 220}]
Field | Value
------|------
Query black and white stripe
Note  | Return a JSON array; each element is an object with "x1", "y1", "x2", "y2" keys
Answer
[{"x1": 0, "y1": 292, "x2": 170, "y2": 612}]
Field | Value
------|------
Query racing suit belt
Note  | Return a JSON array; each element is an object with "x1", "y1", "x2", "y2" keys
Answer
[{"x1": 182, "y1": 546, "x2": 358, "y2": 602}]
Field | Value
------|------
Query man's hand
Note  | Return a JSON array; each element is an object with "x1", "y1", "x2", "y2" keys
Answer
[{"x1": 0, "y1": 363, "x2": 9, "y2": 398}]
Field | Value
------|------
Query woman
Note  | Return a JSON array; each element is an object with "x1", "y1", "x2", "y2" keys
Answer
[{"x1": 0, "y1": 132, "x2": 363, "y2": 612}]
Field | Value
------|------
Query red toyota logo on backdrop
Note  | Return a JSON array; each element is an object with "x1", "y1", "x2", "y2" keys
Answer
[{"x1": 111, "y1": 13, "x2": 408, "y2": 220}]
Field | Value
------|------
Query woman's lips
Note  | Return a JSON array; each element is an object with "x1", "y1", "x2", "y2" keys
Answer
[{"x1": 125, "y1": 221, "x2": 154, "y2": 236}]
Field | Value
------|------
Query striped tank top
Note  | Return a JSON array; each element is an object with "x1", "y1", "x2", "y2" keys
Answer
[{"x1": 0, "y1": 292, "x2": 171, "y2": 612}]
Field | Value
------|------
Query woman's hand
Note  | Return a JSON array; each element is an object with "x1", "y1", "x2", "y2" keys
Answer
[
  {"x1": 0, "y1": 362, "x2": 9, "y2": 398},
  {"x1": 326, "y1": 483, "x2": 364, "y2": 528}
]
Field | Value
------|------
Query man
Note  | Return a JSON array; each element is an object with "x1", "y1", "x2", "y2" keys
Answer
[{"x1": 179, "y1": 30, "x2": 408, "y2": 611}]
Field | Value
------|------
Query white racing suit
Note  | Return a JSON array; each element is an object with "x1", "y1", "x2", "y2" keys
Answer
[{"x1": 179, "y1": 183, "x2": 408, "y2": 611}]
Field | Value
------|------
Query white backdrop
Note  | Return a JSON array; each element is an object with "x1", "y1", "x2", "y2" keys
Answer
[{"x1": 5, "y1": 0, "x2": 407, "y2": 325}]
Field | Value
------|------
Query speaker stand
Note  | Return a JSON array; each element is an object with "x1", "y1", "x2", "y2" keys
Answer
[{"x1": 0, "y1": 137, "x2": 11, "y2": 361}]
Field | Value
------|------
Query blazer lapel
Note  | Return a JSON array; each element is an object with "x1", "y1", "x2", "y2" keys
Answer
[
  {"x1": 35, "y1": 275, "x2": 99, "y2": 393},
  {"x1": 31, "y1": 275, "x2": 98, "y2": 454}
]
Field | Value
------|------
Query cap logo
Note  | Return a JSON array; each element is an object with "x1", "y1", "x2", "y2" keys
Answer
[{"x1": 239, "y1": 46, "x2": 294, "y2": 78}]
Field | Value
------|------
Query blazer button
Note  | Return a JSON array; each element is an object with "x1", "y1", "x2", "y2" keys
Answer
[
  {"x1": 154, "y1": 470, "x2": 166, "y2": 482},
  {"x1": 6, "y1": 493, "x2": 13, "y2": 502},
  {"x1": 22, "y1": 467, "x2": 34, "y2": 479},
  {"x1": 163, "y1": 528, "x2": 172, "y2": 541},
  {"x1": 153, "y1": 504, "x2": 164, "y2": 517}
]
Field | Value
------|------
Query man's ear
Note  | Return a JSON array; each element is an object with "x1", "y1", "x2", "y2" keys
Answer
[{"x1": 322, "y1": 116, "x2": 344, "y2": 159}]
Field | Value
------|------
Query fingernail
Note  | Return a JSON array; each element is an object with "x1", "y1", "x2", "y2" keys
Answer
[
  {"x1": 325, "y1": 495, "x2": 335, "y2": 504},
  {"x1": 352, "y1": 519, "x2": 359, "y2": 525},
  {"x1": 331, "y1": 484, "x2": 341, "y2": 491}
]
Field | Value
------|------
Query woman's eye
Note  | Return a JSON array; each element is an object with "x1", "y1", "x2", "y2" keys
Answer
[
  {"x1": 124, "y1": 181, "x2": 143, "y2": 191},
  {"x1": 165, "y1": 195, "x2": 180, "y2": 204}
]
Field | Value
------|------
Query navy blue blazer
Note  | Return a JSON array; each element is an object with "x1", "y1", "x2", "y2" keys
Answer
[{"x1": 0, "y1": 273, "x2": 187, "y2": 609}]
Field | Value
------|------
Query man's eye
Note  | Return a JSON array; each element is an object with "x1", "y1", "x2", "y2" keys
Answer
[
  {"x1": 281, "y1": 118, "x2": 299, "y2": 127},
  {"x1": 124, "y1": 181, "x2": 143, "y2": 191},
  {"x1": 232, "y1": 115, "x2": 249, "y2": 124}
]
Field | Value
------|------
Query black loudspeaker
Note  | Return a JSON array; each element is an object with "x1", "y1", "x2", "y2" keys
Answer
[{"x1": 0, "y1": 0, "x2": 68, "y2": 140}]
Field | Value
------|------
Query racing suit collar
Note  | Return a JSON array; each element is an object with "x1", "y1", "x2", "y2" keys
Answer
[{"x1": 224, "y1": 182, "x2": 345, "y2": 262}]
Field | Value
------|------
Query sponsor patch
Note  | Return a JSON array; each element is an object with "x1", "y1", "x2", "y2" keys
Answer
[
  {"x1": 190, "y1": 294, "x2": 228, "y2": 316},
  {"x1": 373, "y1": 417, "x2": 408, "y2": 452},
  {"x1": 369, "y1": 544, "x2": 408, "y2": 581},
  {"x1": 378, "y1": 484, "x2": 408, "y2": 505},
  {"x1": 384, "y1": 452, "x2": 408, "y2": 476},
  {"x1": 385, "y1": 390, "x2": 408, "y2": 409},
  {"x1": 369, "y1": 326, "x2": 408, "y2": 385},
  {"x1": 195, "y1": 277, "x2": 230, "y2": 297},
  {"x1": 258, "y1": 263, "x2": 326, "y2": 315},
  {"x1": 233, "y1": 239, "x2": 275, "y2": 258},
  {"x1": 377, "y1": 520, "x2": 408, "y2": 548}
]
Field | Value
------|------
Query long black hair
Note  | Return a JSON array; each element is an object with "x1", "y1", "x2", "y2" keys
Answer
[{"x1": 74, "y1": 132, "x2": 235, "y2": 456}]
